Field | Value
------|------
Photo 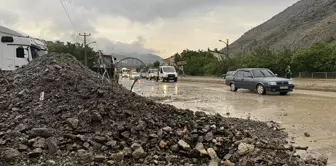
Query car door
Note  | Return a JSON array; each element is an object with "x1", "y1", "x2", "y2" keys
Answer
[
  {"x1": 242, "y1": 71, "x2": 254, "y2": 89},
  {"x1": 233, "y1": 71, "x2": 244, "y2": 88}
]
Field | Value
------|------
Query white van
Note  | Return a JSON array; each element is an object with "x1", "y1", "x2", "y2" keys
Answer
[
  {"x1": 158, "y1": 65, "x2": 178, "y2": 82},
  {"x1": 0, "y1": 25, "x2": 48, "y2": 71}
]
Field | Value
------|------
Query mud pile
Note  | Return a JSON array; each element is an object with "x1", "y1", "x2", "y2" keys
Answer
[{"x1": 0, "y1": 53, "x2": 327, "y2": 166}]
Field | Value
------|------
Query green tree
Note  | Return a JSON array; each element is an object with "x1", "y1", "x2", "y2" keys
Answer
[
  {"x1": 47, "y1": 42, "x2": 96, "y2": 68},
  {"x1": 153, "y1": 61, "x2": 160, "y2": 68}
]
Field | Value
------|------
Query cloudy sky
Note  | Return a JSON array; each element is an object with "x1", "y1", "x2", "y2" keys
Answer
[{"x1": 0, "y1": 0, "x2": 298, "y2": 58}]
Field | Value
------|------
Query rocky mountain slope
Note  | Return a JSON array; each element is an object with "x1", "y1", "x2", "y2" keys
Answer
[{"x1": 226, "y1": 0, "x2": 336, "y2": 55}]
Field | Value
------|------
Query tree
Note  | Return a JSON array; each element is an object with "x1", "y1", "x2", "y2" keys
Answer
[
  {"x1": 153, "y1": 61, "x2": 160, "y2": 68},
  {"x1": 47, "y1": 42, "x2": 96, "y2": 68}
]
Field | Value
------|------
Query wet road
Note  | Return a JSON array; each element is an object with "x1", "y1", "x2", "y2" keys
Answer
[{"x1": 120, "y1": 78, "x2": 336, "y2": 164}]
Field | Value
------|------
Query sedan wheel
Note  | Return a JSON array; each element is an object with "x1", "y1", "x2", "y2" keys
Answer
[
  {"x1": 257, "y1": 84, "x2": 266, "y2": 95},
  {"x1": 230, "y1": 83, "x2": 237, "y2": 91}
]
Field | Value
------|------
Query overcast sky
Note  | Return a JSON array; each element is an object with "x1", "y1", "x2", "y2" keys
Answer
[{"x1": 0, "y1": 0, "x2": 298, "y2": 58}]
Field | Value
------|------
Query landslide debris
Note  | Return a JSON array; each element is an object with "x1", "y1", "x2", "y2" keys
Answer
[{"x1": 0, "y1": 53, "x2": 327, "y2": 166}]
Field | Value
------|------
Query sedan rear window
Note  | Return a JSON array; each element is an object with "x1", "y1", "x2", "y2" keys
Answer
[{"x1": 252, "y1": 69, "x2": 275, "y2": 77}]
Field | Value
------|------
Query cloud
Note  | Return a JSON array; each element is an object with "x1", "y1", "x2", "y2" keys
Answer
[{"x1": 0, "y1": 0, "x2": 299, "y2": 58}]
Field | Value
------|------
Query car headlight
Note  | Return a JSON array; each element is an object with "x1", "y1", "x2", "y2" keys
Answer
[
  {"x1": 268, "y1": 81, "x2": 277, "y2": 85},
  {"x1": 288, "y1": 80, "x2": 294, "y2": 85}
]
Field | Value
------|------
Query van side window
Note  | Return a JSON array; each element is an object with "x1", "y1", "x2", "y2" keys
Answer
[{"x1": 16, "y1": 47, "x2": 25, "y2": 58}]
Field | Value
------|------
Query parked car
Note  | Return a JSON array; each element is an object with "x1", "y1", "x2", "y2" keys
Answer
[
  {"x1": 129, "y1": 72, "x2": 140, "y2": 80},
  {"x1": 147, "y1": 69, "x2": 158, "y2": 80},
  {"x1": 222, "y1": 71, "x2": 235, "y2": 79},
  {"x1": 225, "y1": 68, "x2": 295, "y2": 95}
]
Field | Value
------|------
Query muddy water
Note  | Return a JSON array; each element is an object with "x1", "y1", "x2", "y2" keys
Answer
[{"x1": 120, "y1": 78, "x2": 336, "y2": 165}]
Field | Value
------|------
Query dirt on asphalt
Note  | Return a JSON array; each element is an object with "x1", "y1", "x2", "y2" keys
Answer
[{"x1": 0, "y1": 53, "x2": 328, "y2": 166}]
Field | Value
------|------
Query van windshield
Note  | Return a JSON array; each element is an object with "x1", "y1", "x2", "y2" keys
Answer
[{"x1": 162, "y1": 67, "x2": 176, "y2": 72}]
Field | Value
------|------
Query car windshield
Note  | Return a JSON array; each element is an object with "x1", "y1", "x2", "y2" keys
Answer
[
  {"x1": 149, "y1": 69, "x2": 158, "y2": 73},
  {"x1": 163, "y1": 67, "x2": 176, "y2": 72},
  {"x1": 252, "y1": 69, "x2": 275, "y2": 77}
]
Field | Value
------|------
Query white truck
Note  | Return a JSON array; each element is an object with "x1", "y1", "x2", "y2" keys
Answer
[
  {"x1": 157, "y1": 65, "x2": 178, "y2": 82},
  {"x1": 0, "y1": 25, "x2": 48, "y2": 71}
]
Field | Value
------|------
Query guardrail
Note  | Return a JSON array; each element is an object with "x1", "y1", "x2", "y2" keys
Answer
[{"x1": 298, "y1": 72, "x2": 336, "y2": 79}]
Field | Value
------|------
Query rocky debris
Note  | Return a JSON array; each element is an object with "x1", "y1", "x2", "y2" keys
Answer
[
  {"x1": 304, "y1": 132, "x2": 311, "y2": 137},
  {"x1": 28, "y1": 148, "x2": 43, "y2": 158},
  {"x1": 178, "y1": 140, "x2": 191, "y2": 151},
  {"x1": 110, "y1": 151, "x2": 124, "y2": 161},
  {"x1": 237, "y1": 143, "x2": 255, "y2": 155},
  {"x1": 4, "y1": 148, "x2": 20, "y2": 161},
  {"x1": 0, "y1": 53, "x2": 326, "y2": 165}
]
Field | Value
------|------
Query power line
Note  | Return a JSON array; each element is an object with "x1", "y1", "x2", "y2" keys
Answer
[{"x1": 60, "y1": 0, "x2": 78, "y2": 32}]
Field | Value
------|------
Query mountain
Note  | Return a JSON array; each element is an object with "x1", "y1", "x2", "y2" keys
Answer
[
  {"x1": 225, "y1": 0, "x2": 336, "y2": 55},
  {"x1": 111, "y1": 52, "x2": 163, "y2": 67}
]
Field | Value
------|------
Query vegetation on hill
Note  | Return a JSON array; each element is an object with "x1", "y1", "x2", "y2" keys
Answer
[{"x1": 173, "y1": 43, "x2": 336, "y2": 77}]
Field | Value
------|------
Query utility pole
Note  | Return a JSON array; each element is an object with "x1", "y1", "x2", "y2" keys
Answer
[{"x1": 79, "y1": 33, "x2": 91, "y2": 66}]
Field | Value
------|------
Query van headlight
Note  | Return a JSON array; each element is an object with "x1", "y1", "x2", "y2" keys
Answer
[
  {"x1": 268, "y1": 82, "x2": 277, "y2": 85},
  {"x1": 288, "y1": 80, "x2": 294, "y2": 85}
]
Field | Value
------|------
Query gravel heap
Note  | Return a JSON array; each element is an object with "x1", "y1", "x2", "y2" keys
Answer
[{"x1": 0, "y1": 53, "x2": 327, "y2": 166}]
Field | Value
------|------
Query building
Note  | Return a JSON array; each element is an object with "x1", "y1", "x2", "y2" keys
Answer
[{"x1": 163, "y1": 56, "x2": 175, "y2": 66}]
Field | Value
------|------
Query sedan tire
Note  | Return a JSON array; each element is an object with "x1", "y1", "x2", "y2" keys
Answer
[
  {"x1": 280, "y1": 92, "x2": 288, "y2": 95},
  {"x1": 230, "y1": 83, "x2": 238, "y2": 92},
  {"x1": 256, "y1": 84, "x2": 266, "y2": 95}
]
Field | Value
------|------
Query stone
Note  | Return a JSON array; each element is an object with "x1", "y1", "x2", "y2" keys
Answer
[
  {"x1": 77, "y1": 149, "x2": 87, "y2": 157},
  {"x1": 170, "y1": 144, "x2": 179, "y2": 152},
  {"x1": 28, "y1": 148, "x2": 43, "y2": 158},
  {"x1": 46, "y1": 160, "x2": 56, "y2": 165},
  {"x1": 18, "y1": 144, "x2": 28, "y2": 151},
  {"x1": 135, "y1": 120, "x2": 147, "y2": 131},
  {"x1": 195, "y1": 111, "x2": 207, "y2": 117},
  {"x1": 93, "y1": 135, "x2": 106, "y2": 143},
  {"x1": 317, "y1": 154, "x2": 328, "y2": 164},
  {"x1": 110, "y1": 151, "x2": 125, "y2": 161},
  {"x1": 131, "y1": 143, "x2": 141, "y2": 150},
  {"x1": 205, "y1": 132, "x2": 214, "y2": 142},
  {"x1": 195, "y1": 143, "x2": 208, "y2": 155},
  {"x1": 46, "y1": 137, "x2": 58, "y2": 154},
  {"x1": 123, "y1": 147, "x2": 132, "y2": 156},
  {"x1": 106, "y1": 140, "x2": 117, "y2": 147},
  {"x1": 304, "y1": 132, "x2": 311, "y2": 137},
  {"x1": 33, "y1": 138, "x2": 47, "y2": 148},
  {"x1": 132, "y1": 147, "x2": 145, "y2": 159},
  {"x1": 238, "y1": 143, "x2": 255, "y2": 155},
  {"x1": 94, "y1": 154, "x2": 106, "y2": 162},
  {"x1": 30, "y1": 128, "x2": 53, "y2": 137},
  {"x1": 107, "y1": 160, "x2": 115, "y2": 166},
  {"x1": 223, "y1": 153, "x2": 232, "y2": 160},
  {"x1": 207, "y1": 148, "x2": 217, "y2": 159},
  {"x1": 178, "y1": 140, "x2": 191, "y2": 151},
  {"x1": 4, "y1": 148, "x2": 20, "y2": 160},
  {"x1": 83, "y1": 142, "x2": 90, "y2": 149},
  {"x1": 15, "y1": 123, "x2": 29, "y2": 132},
  {"x1": 121, "y1": 131, "x2": 130, "y2": 138},
  {"x1": 162, "y1": 126, "x2": 173, "y2": 132},
  {"x1": 209, "y1": 160, "x2": 219, "y2": 166},
  {"x1": 66, "y1": 118, "x2": 79, "y2": 129},
  {"x1": 159, "y1": 140, "x2": 168, "y2": 148}
]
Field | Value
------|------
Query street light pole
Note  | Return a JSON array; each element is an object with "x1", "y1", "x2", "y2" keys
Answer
[{"x1": 219, "y1": 39, "x2": 229, "y2": 56}]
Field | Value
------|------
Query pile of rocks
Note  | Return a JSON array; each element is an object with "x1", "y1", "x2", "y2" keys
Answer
[{"x1": 0, "y1": 53, "x2": 327, "y2": 166}]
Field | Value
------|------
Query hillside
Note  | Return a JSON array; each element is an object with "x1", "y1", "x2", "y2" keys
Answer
[{"x1": 226, "y1": 0, "x2": 336, "y2": 55}]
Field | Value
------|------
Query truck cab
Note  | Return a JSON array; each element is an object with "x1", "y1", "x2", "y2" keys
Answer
[
  {"x1": 0, "y1": 26, "x2": 48, "y2": 71},
  {"x1": 157, "y1": 65, "x2": 178, "y2": 82}
]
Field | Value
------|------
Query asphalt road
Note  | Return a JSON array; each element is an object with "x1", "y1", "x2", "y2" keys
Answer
[{"x1": 120, "y1": 78, "x2": 336, "y2": 164}]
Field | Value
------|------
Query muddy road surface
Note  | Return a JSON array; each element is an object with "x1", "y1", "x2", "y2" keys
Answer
[{"x1": 120, "y1": 78, "x2": 336, "y2": 165}]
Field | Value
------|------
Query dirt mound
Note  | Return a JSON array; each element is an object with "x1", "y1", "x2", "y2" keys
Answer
[{"x1": 0, "y1": 53, "x2": 327, "y2": 166}]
